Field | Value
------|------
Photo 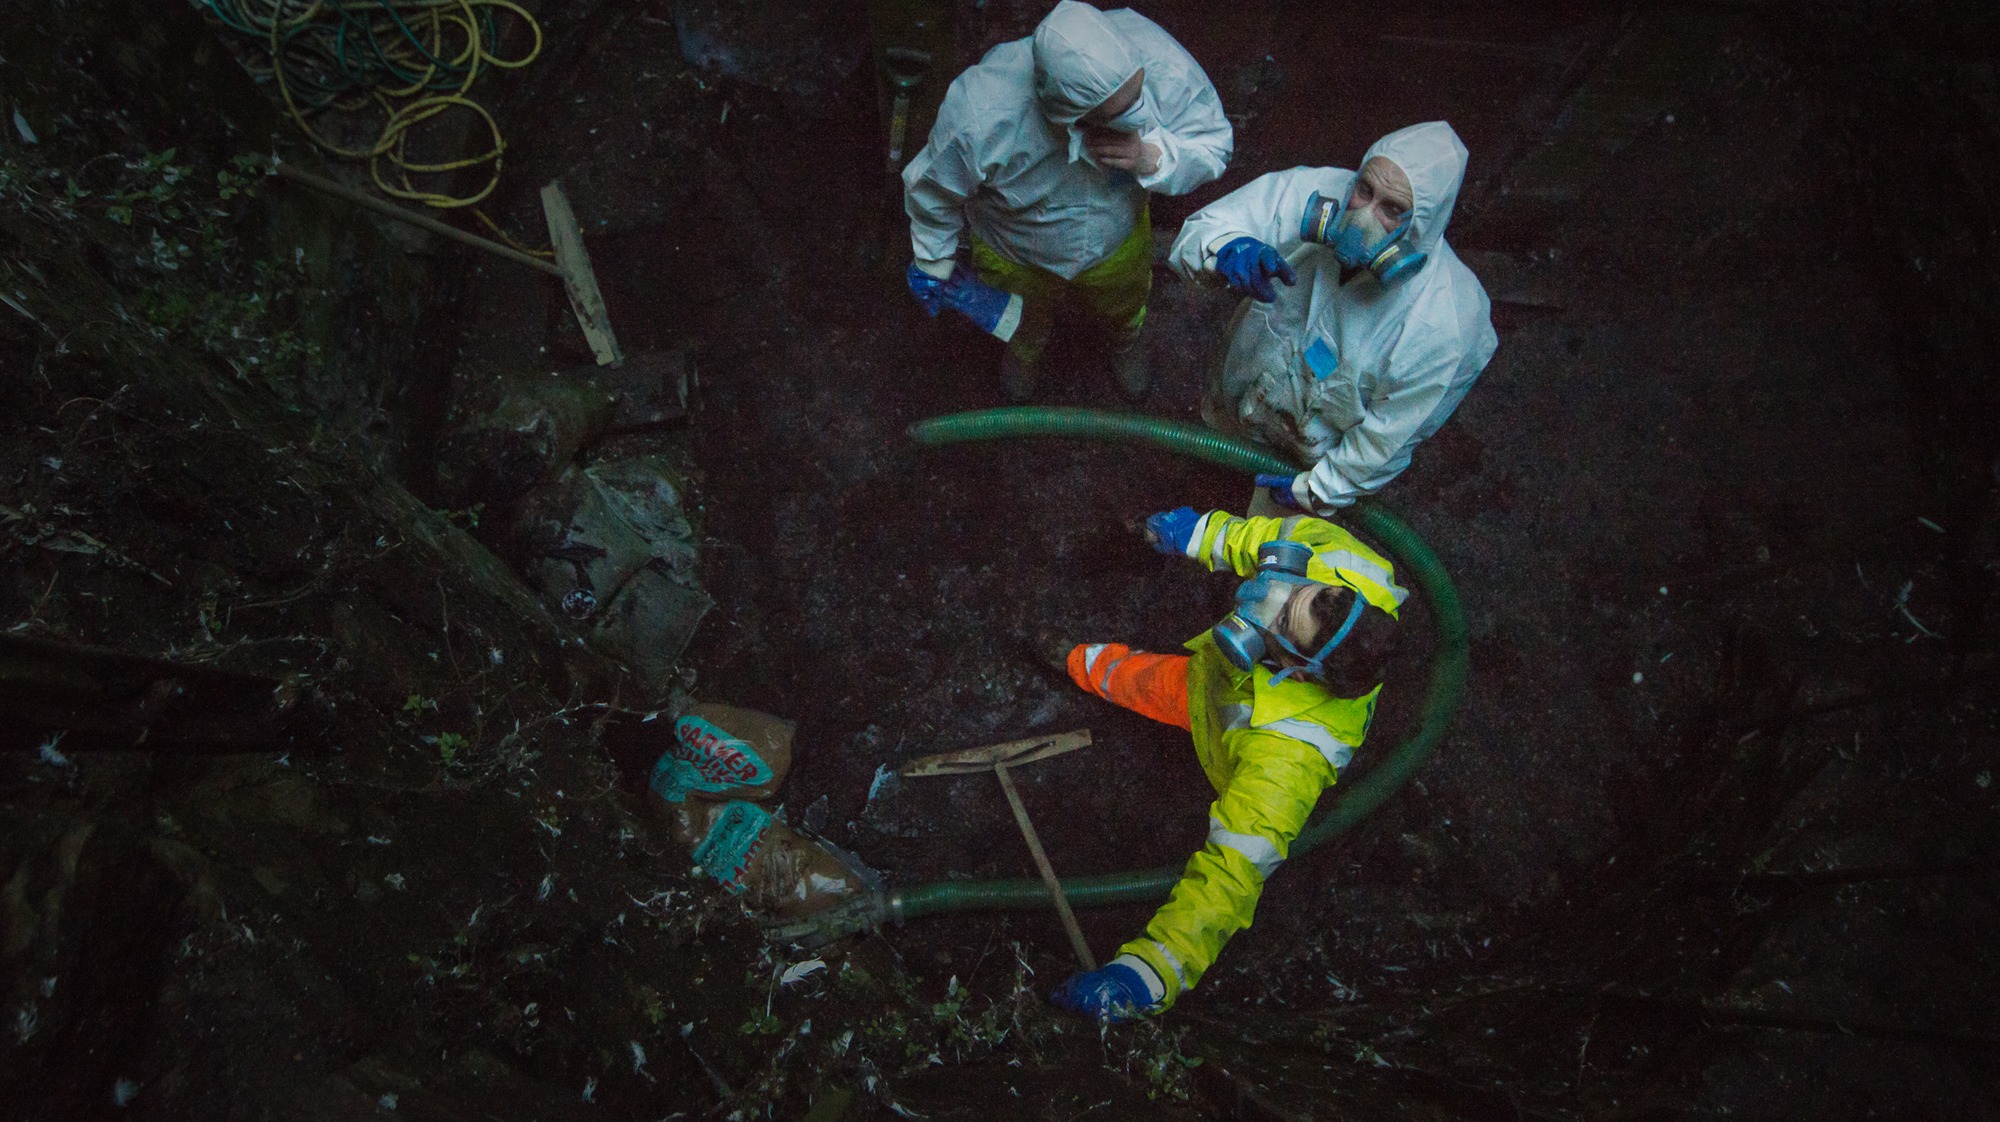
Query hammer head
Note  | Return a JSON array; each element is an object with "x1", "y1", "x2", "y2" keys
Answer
[
  {"x1": 898, "y1": 729, "x2": 1092, "y2": 778},
  {"x1": 883, "y1": 47, "x2": 933, "y2": 87}
]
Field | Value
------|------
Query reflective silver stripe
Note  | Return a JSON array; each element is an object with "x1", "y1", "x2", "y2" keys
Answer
[
  {"x1": 1255, "y1": 716, "x2": 1354, "y2": 771},
  {"x1": 1093, "y1": 653, "x2": 1128, "y2": 695},
  {"x1": 1110, "y1": 953, "x2": 1166, "y2": 1003},
  {"x1": 1208, "y1": 816, "x2": 1283, "y2": 878},
  {"x1": 1148, "y1": 940, "x2": 1190, "y2": 991},
  {"x1": 1319, "y1": 550, "x2": 1409, "y2": 607},
  {"x1": 1218, "y1": 703, "x2": 1252, "y2": 732},
  {"x1": 1185, "y1": 512, "x2": 1216, "y2": 561},
  {"x1": 1279, "y1": 515, "x2": 1305, "y2": 536},
  {"x1": 1081, "y1": 644, "x2": 1108, "y2": 673},
  {"x1": 1207, "y1": 515, "x2": 1236, "y2": 571}
]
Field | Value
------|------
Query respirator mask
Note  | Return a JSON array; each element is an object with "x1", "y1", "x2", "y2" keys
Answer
[
  {"x1": 1212, "y1": 540, "x2": 1368, "y2": 684},
  {"x1": 1300, "y1": 189, "x2": 1428, "y2": 287}
]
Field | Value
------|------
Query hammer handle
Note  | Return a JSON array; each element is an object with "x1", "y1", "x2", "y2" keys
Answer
[
  {"x1": 993, "y1": 761, "x2": 1096, "y2": 971},
  {"x1": 275, "y1": 162, "x2": 564, "y2": 279},
  {"x1": 886, "y1": 91, "x2": 911, "y2": 174}
]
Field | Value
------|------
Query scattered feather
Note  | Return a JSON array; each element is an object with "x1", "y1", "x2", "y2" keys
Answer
[
  {"x1": 780, "y1": 958, "x2": 827, "y2": 986},
  {"x1": 1894, "y1": 580, "x2": 1937, "y2": 637}
]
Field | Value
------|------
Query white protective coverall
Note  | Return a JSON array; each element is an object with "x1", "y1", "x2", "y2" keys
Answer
[
  {"x1": 1169, "y1": 122, "x2": 1498, "y2": 510},
  {"x1": 902, "y1": 0, "x2": 1231, "y2": 280}
]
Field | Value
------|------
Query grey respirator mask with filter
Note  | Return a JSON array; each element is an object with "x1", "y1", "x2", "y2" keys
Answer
[
  {"x1": 1300, "y1": 188, "x2": 1427, "y2": 287},
  {"x1": 1212, "y1": 540, "x2": 1368, "y2": 684}
]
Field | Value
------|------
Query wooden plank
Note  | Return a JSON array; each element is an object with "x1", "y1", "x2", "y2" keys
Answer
[
  {"x1": 899, "y1": 729, "x2": 1093, "y2": 777},
  {"x1": 540, "y1": 180, "x2": 624, "y2": 367},
  {"x1": 994, "y1": 760, "x2": 1096, "y2": 971}
]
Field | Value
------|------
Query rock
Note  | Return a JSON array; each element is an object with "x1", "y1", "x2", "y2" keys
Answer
[
  {"x1": 510, "y1": 456, "x2": 710, "y2": 696},
  {"x1": 434, "y1": 375, "x2": 617, "y2": 511}
]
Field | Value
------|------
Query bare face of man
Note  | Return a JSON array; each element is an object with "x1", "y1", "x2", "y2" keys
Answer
[{"x1": 1346, "y1": 157, "x2": 1414, "y2": 232}]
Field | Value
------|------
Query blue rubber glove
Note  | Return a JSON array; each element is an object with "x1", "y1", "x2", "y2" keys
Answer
[
  {"x1": 1145, "y1": 506, "x2": 1201, "y2": 556},
  {"x1": 937, "y1": 269, "x2": 1021, "y2": 338},
  {"x1": 1049, "y1": 961, "x2": 1156, "y2": 1023},
  {"x1": 906, "y1": 263, "x2": 1022, "y2": 339},
  {"x1": 1255, "y1": 472, "x2": 1303, "y2": 511},
  {"x1": 906, "y1": 263, "x2": 948, "y2": 317},
  {"x1": 1215, "y1": 236, "x2": 1297, "y2": 303}
]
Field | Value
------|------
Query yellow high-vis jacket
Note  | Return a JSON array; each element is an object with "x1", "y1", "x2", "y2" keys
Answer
[{"x1": 1119, "y1": 512, "x2": 1407, "y2": 1009}]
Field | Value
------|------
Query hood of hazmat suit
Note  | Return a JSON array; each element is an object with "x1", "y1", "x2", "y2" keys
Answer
[
  {"x1": 1032, "y1": 0, "x2": 1137, "y2": 125},
  {"x1": 1363, "y1": 120, "x2": 1466, "y2": 255},
  {"x1": 903, "y1": 1, "x2": 1231, "y2": 281},
  {"x1": 1168, "y1": 121, "x2": 1497, "y2": 510}
]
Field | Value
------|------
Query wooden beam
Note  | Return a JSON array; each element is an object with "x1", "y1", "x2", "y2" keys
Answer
[{"x1": 541, "y1": 180, "x2": 624, "y2": 366}]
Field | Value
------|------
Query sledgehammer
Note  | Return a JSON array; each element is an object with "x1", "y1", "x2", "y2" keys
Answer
[
  {"x1": 273, "y1": 161, "x2": 623, "y2": 366},
  {"x1": 900, "y1": 729, "x2": 1096, "y2": 970}
]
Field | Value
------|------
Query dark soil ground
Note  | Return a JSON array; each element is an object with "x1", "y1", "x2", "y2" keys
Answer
[{"x1": 3, "y1": 1, "x2": 1997, "y2": 1120}]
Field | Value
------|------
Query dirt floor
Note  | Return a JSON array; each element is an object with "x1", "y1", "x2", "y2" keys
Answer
[{"x1": 3, "y1": 1, "x2": 1997, "y2": 1119}]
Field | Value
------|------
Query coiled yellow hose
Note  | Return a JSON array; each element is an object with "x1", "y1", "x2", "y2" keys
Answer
[{"x1": 202, "y1": 0, "x2": 545, "y2": 247}]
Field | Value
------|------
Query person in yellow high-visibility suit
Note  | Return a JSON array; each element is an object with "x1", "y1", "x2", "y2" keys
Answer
[{"x1": 1048, "y1": 505, "x2": 1404, "y2": 1021}]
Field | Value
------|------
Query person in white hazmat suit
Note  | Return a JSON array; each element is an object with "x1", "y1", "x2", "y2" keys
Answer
[
  {"x1": 903, "y1": 0, "x2": 1231, "y2": 402},
  {"x1": 1168, "y1": 122, "x2": 1498, "y2": 512}
]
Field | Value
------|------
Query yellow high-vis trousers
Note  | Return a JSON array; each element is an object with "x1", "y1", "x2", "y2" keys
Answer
[{"x1": 970, "y1": 205, "x2": 1152, "y2": 366}]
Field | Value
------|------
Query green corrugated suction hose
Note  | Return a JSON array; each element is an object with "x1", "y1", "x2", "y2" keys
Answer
[{"x1": 891, "y1": 407, "x2": 1470, "y2": 923}]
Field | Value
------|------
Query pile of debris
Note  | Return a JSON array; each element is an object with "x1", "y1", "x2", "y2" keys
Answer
[{"x1": 433, "y1": 350, "x2": 710, "y2": 697}]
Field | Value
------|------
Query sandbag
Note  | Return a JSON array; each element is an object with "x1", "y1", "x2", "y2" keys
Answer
[
  {"x1": 669, "y1": 799, "x2": 868, "y2": 920},
  {"x1": 648, "y1": 703, "x2": 794, "y2": 803},
  {"x1": 643, "y1": 702, "x2": 870, "y2": 920}
]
